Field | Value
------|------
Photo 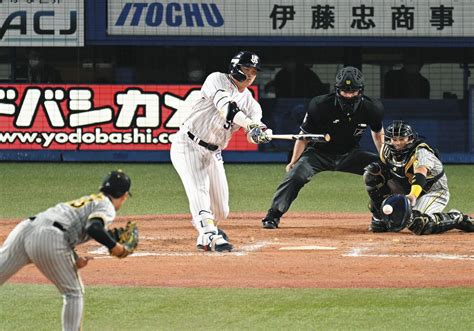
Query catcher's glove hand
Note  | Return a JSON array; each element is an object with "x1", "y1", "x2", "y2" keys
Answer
[{"x1": 108, "y1": 221, "x2": 139, "y2": 258}]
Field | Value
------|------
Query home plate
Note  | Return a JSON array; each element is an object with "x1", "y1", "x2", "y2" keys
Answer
[{"x1": 279, "y1": 246, "x2": 337, "y2": 251}]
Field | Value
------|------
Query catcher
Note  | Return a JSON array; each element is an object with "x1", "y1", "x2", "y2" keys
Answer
[
  {"x1": 364, "y1": 120, "x2": 473, "y2": 234},
  {"x1": 0, "y1": 170, "x2": 138, "y2": 331}
]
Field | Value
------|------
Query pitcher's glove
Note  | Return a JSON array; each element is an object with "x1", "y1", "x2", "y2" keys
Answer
[{"x1": 108, "y1": 221, "x2": 139, "y2": 258}]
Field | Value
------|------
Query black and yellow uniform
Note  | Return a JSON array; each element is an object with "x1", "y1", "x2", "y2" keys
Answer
[
  {"x1": 364, "y1": 120, "x2": 473, "y2": 234},
  {"x1": 379, "y1": 141, "x2": 445, "y2": 196}
]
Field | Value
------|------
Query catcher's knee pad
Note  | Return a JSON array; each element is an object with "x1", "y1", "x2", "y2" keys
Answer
[
  {"x1": 407, "y1": 211, "x2": 456, "y2": 235},
  {"x1": 364, "y1": 162, "x2": 391, "y2": 201},
  {"x1": 407, "y1": 210, "x2": 430, "y2": 235},
  {"x1": 364, "y1": 162, "x2": 386, "y2": 187}
]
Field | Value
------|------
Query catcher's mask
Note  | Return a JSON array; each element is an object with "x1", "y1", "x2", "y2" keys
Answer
[
  {"x1": 229, "y1": 51, "x2": 261, "y2": 82},
  {"x1": 385, "y1": 120, "x2": 418, "y2": 164},
  {"x1": 381, "y1": 194, "x2": 412, "y2": 232},
  {"x1": 334, "y1": 66, "x2": 364, "y2": 117},
  {"x1": 100, "y1": 170, "x2": 132, "y2": 198}
]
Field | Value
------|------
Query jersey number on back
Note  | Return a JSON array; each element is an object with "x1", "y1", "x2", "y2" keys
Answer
[{"x1": 68, "y1": 194, "x2": 101, "y2": 208}]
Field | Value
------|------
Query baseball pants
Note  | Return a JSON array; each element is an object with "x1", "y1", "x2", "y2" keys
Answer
[
  {"x1": 170, "y1": 130, "x2": 230, "y2": 225},
  {"x1": 271, "y1": 147, "x2": 378, "y2": 214},
  {"x1": 0, "y1": 219, "x2": 84, "y2": 331}
]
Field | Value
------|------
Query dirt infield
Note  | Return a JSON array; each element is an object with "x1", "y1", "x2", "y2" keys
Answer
[{"x1": 1, "y1": 212, "x2": 473, "y2": 288}]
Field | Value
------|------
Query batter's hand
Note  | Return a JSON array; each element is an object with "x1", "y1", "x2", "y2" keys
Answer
[
  {"x1": 247, "y1": 124, "x2": 272, "y2": 144},
  {"x1": 76, "y1": 256, "x2": 94, "y2": 269}
]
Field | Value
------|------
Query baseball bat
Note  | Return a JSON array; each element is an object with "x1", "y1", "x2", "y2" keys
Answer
[{"x1": 268, "y1": 133, "x2": 331, "y2": 142}]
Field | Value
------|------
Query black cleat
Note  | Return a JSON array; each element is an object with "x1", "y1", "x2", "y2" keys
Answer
[
  {"x1": 456, "y1": 215, "x2": 474, "y2": 232},
  {"x1": 262, "y1": 208, "x2": 283, "y2": 229},
  {"x1": 196, "y1": 242, "x2": 233, "y2": 252},
  {"x1": 217, "y1": 228, "x2": 229, "y2": 241},
  {"x1": 262, "y1": 217, "x2": 280, "y2": 229},
  {"x1": 197, "y1": 229, "x2": 233, "y2": 252},
  {"x1": 212, "y1": 242, "x2": 233, "y2": 252}
]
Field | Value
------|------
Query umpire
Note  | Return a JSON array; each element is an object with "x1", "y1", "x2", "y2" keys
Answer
[{"x1": 262, "y1": 66, "x2": 385, "y2": 229}]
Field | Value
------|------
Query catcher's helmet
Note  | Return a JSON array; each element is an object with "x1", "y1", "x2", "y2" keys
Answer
[
  {"x1": 100, "y1": 170, "x2": 131, "y2": 198},
  {"x1": 381, "y1": 194, "x2": 412, "y2": 232},
  {"x1": 229, "y1": 51, "x2": 261, "y2": 82},
  {"x1": 334, "y1": 66, "x2": 364, "y2": 116},
  {"x1": 385, "y1": 120, "x2": 418, "y2": 163}
]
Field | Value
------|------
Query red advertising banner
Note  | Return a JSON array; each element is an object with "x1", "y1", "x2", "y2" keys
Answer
[{"x1": 0, "y1": 84, "x2": 258, "y2": 151}]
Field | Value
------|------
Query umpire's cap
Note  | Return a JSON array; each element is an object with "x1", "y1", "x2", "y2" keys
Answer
[{"x1": 100, "y1": 170, "x2": 131, "y2": 198}]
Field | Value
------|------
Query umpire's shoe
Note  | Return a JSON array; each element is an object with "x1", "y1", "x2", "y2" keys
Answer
[
  {"x1": 262, "y1": 209, "x2": 282, "y2": 229},
  {"x1": 262, "y1": 217, "x2": 279, "y2": 229}
]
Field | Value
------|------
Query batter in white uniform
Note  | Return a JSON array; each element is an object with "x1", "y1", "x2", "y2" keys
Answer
[
  {"x1": 0, "y1": 170, "x2": 132, "y2": 331},
  {"x1": 170, "y1": 51, "x2": 272, "y2": 252}
]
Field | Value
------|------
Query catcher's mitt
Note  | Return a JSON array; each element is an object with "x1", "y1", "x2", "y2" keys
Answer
[{"x1": 108, "y1": 221, "x2": 139, "y2": 258}]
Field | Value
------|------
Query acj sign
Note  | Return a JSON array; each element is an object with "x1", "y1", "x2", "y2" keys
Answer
[{"x1": 0, "y1": 2, "x2": 83, "y2": 47}]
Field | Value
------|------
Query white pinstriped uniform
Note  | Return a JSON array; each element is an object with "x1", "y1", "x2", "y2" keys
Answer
[
  {"x1": 411, "y1": 148, "x2": 449, "y2": 214},
  {"x1": 170, "y1": 72, "x2": 263, "y2": 244},
  {"x1": 388, "y1": 147, "x2": 449, "y2": 215},
  {"x1": 0, "y1": 193, "x2": 115, "y2": 331}
]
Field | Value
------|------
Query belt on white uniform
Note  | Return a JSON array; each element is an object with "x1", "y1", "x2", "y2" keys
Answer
[
  {"x1": 29, "y1": 216, "x2": 65, "y2": 232},
  {"x1": 187, "y1": 131, "x2": 218, "y2": 151}
]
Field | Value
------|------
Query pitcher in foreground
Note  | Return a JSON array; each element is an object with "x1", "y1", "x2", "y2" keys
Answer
[{"x1": 0, "y1": 170, "x2": 138, "y2": 331}]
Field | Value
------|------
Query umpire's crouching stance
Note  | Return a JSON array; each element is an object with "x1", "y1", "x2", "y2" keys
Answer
[{"x1": 262, "y1": 67, "x2": 385, "y2": 229}]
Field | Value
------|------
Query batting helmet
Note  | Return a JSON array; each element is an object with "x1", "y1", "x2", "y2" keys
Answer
[
  {"x1": 229, "y1": 51, "x2": 261, "y2": 82},
  {"x1": 100, "y1": 170, "x2": 132, "y2": 198},
  {"x1": 335, "y1": 66, "x2": 364, "y2": 116},
  {"x1": 385, "y1": 120, "x2": 418, "y2": 163},
  {"x1": 380, "y1": 194, "x2": 412, "y2": 232}
]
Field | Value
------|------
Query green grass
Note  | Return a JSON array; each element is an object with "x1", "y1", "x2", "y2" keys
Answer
[
  {"x1": 0, "y1": 284, "x2": 472, "y2": 331},
  {"x1": 0, "y1": 163, "x2": 473, "y2": 218},
  {"x1": 1, "y1": 162, "x2": 473, "y2": 330}
]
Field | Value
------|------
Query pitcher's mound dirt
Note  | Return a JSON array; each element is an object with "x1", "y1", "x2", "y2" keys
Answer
[{"x1": 2, "y1": 212, "x2": 473, "y2": 288}]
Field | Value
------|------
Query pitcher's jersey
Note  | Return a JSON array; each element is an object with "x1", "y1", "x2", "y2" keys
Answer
[
  {"x1": 34, "y1": 193, "x2": 116, "y2": 247},
  {"x1": 181, "y1": 72, "x2": 262, "y2": 149}
]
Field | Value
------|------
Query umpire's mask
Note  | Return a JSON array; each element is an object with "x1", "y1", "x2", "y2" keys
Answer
[{"x1": 335, "y1": 66, "x2": 364, "y2": 117}]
